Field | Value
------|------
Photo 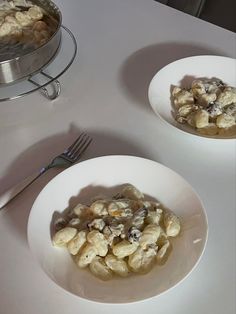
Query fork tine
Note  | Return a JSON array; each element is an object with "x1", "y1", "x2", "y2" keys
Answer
[
  {"x1": 64, "y1": 133, "x2": 86, "y2": 156},
  {"x1": 72, "y1": 136, "x2": 93, "y2": 160},
  {"x1": 67, "y1": 133, "x2": 90, "y2": 157}
]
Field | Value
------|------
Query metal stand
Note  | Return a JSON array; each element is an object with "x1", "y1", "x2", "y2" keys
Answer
[{"x1": 0, "y1": 25, "x2": 77, "y2": 102}]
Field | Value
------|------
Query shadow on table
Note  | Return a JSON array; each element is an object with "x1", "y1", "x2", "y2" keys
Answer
[
  {"x1": 0, "y1": 126, "x2": 149, "y2": 246},
  {"x1": 119, "y1": 41, "x2": 227, "y2": 111}
]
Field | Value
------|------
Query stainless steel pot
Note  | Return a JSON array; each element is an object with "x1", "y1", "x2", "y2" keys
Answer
[{"x1": 0, "y1": 0, "x2": 62, "y2": 84}]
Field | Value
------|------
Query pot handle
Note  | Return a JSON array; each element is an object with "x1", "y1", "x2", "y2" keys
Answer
[
  {"x1": 28, "y1": 71, "x2": 61, "y2": 100},
  {"x1": 40, "y1": 79, "x2": 61, "y2": 100}
]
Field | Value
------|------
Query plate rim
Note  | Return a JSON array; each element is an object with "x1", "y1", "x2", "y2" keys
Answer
[{"x1": 27, "y1": 154, "x2": 209, "y2": 304}]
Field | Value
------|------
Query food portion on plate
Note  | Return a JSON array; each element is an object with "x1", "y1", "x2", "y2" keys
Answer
[
  {"x1": 0, "y1": 0, "x2": 57, "y2": 51},
  {"x1": 172, "y1": 78, "x2": 236, "y2": 136},
  {"x1": 52, "y1": 184, "x2": 181, "y2": 281}
]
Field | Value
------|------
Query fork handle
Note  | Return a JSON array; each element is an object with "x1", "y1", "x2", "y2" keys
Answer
[{"x1": 0, "y1": 168, "x2": 47, "y2": 210}]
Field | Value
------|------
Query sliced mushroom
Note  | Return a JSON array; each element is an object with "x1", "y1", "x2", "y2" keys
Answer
[
  {"x1": 206, "y1": 102, "x2": 222, "y2": 117},
  {"x1": 127, "y1": 226, "x2": 142, "y2": 243},
  {"x1": 131, "y1": 207, "x2": 148, "y2": 228},
  {"x1": 87, "y1": 218, "x2": 106, "y2": 231}
]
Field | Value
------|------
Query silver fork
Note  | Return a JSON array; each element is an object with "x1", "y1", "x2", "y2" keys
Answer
[{"x1": 0, "y1": 133, "x2": 92, "y2": 209}]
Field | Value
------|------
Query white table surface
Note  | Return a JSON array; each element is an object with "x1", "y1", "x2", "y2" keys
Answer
[{"x1": 0, "y1": 1, "x2": 236, "y2": 313}]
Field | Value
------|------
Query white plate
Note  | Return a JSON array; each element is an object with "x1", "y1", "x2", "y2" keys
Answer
[
  {"x1": 148, "y1": 55, "x2": 236, "y2": 139},
  {"x1": 27, "y1": 155, "x2": 208, "y2": 303}
]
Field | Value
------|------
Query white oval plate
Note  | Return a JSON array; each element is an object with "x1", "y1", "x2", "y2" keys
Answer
[
  {"x1": 148, "y1": 55, "x2": 236, "y2": 139},
  {"x1": 27, "y1": 155, "x2": 208, "y2": 303}
]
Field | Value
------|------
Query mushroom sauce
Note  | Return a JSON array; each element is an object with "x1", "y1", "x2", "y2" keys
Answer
[
  {"x1": 52, "y1": 184, "x2": 181, "y2": 281},
  {"x1": 172, "y1": 78, "x2": 236, "y2": 137}
]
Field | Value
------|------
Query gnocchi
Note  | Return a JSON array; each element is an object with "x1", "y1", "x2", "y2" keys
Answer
[
  {"x1": 87, "y1": 230, "x2": 108, "y2": 257},
  {"x1": 90, "y1": 200, "x2": 108, "y2": 216},
  {"x1": 112, "y1": 240, "x2": 138, "y2": 259},
  {"x1": 105, "y1": 254, "x2": 129, "y2": 277},
  {"x1": 128, "y1": 246, "x2": 157, "y2": 273},
  {"x1": 120, "y1": 184, "x2": 144, "y2": 200},
  {"x1": 146, "y1": 207, "x2": 163, "y2": 225},
  {"x1": 163, "y1": 211, "x2": 181, "y2": 237},
  {"x1": 89, "y1": 256, "x2": 113, "y2": 281},
  {"x1": 72, "y1": 203, "x2": 88, "y2": 217},
  {"x1": 52, "y1": 184, "x2": 181, "y2": 280},
  {"x1": 52, "y1": 227, "x2": 77, "y2": 247},
  {"x1": 156, "y1": 239, "x2": 171, "y2": 264},
  {"x1": 76, "y1": 243, "x2": 98, "y2": 268},
  {"x1": 139, "y1": 224, "x2": 161, "y2": 249},
  {"x1": 172, "y1": 78, "x2": 236, "y2": 137},
  {"x1": 67, "y1": 230, "x2": 87, "y2": 255}
]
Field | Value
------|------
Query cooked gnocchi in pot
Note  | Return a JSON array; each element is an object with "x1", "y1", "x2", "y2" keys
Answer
[
  {"x1": 52, "y1": 184, "x2": 181, "y2": 280},
  {"x1": 0, "y1": 0, "x2": 57, "y2": 49},
  {"x1": 172, "y1": 78, "x2": 236, "y2": 137}
]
